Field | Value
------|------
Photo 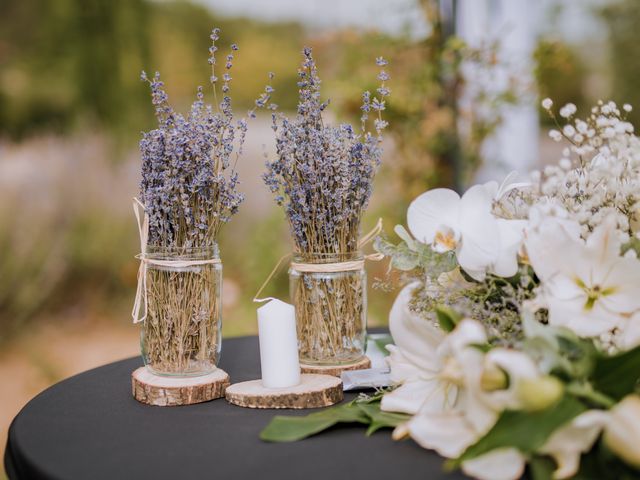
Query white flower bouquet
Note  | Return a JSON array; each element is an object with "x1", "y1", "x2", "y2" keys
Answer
[{"x1": 261, "y1": 100, "x2": 640, "y2": 480}]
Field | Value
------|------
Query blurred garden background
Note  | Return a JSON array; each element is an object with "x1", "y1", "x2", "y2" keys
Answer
[{"x1": 1, "y1": 0, "x2": 640, "y2": 474}]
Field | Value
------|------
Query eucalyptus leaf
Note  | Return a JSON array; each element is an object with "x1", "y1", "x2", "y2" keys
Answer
[
  {"x1": 394, "y1": 224, "x2": 418, "y2": 251},
  {"x1": 450, "y1": 395, "x2": 586, "y2": 467},
  {"x1": 373, "y1": 237, "x2": 420, "y2": 271}
]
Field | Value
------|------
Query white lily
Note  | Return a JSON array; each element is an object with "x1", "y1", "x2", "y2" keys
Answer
[
  {"x1": 603, "y1": 395, "x2": 640, "y2": 469},
  {"x1": 538, "y1": 410, "x2": 609, "y2": 479},
  {"x1": 380, "y1": 283, "x2": 450, "y2": 415},
  {"x1": 407, "y1": 181, "x2": 525, "y2": 281},
  {"x1": 526, "y1": 215, "x2": 640, "y2": 338},
  {"x1": 382, "y1": 288, "x2": 544, "y2": 480}
]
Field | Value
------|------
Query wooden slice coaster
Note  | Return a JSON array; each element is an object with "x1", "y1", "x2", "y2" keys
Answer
[
  {"x1": 300, "y1": 356, "x2": 371, "y2": 377},
  {"x1": 225, "y1": 374, "x2": 343, "y2": 409},
  {"x1": 132, "y1": 367, "x2": 230, "y2": 406}
]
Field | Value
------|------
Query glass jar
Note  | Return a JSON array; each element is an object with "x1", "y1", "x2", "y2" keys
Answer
[
  {"x1": 289, "y1": 252, "x2": 367, "y2": 366},
  {"x1": 140, "y1": 246, "x2": 222, "y2": 376}
]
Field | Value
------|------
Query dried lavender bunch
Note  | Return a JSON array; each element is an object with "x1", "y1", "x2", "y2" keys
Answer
[
  {"x1": 139, "y1": 28, "x2": 245, "y2": 250},
  {"x1": 137, "y1": 28, "x2": 245, "y2": 375},
  {"x1": 262, "y1": 48, "x2": 389, "y2": 364},
  {"x1": 263, "y1": 48, "x2": 389, "y2": 254}
]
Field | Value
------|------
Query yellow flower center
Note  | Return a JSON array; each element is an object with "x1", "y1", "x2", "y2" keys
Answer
[
  {"x1": 575, "y1": 277, "x2": 617, "y2": 311},
  {"x1": 434, "y1": 229, "x2": 457, "y2": 251}
]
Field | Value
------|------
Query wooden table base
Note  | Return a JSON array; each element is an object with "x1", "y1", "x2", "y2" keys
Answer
[
  {"x1": 300, "y1": 356, "x2": 371, "y2": 377},
  {"x1": 225, "y1": 374, "x2": 343, "y2": 409},
  {"x1": 132, "y1": 367, "x2": 230, "y2": 406}
]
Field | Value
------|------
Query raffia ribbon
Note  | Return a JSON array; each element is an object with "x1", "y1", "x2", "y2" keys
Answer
[
  {"x1": 253, "y1": 218, "x2": 384, "y2": 302},
  {"x1": 131, "y1": 198, "x2": 221, "y2": 324}
]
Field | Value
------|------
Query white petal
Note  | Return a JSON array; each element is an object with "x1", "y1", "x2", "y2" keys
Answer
[
  {"x1": 457, "y1": 186, "x2": 501, "y2": 275},
  {"x1": 525, "y1": 215, "x2": 581, "y2": 282},
  {"x1": 407, "y1": 189, "x2": 461, "y2": 244},
  {"x1": 546, "y1": 296, "x2": 620, "y2": 337},
  {"x1": 619, "y1": 313, "x2": 640, "y2": 350},
  {"x1": 483, "y1": 349, "x2": 539, "y2": 410},
  {"x1": 439, "y1": 319, "x2": 487, "y2": 356},
  {"x1": 381, "y1": 378, "x2": 455, "y2": 415},
  {"x1": 585, "y1": 215, "x2": 622, "y2": 263},
  {"x1": 462, "y1": 448, "x2": 526, "y2": 480},
  {"x1": 408, "y1": 411, "x2": 478, "y2": 458},
  {"x1": 385, "y1": 345, "x2": 427, "y2": 383},
  {"x1": 539, "y1": 410, "x2": 608, "y2": 479},
  {"x1": 388, "y1": 283, "x2": 446, "y2": 372},
  {"x1": 492, "y1": 219, "x2": 526, "y2": 278}
]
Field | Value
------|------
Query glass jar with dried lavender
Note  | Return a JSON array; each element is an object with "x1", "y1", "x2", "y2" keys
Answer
[
  {"x1": 134, "y1": 28, "x2": 247, "y2": 376},
  {"x1": 140, "y1": 246, "x2": 222, "y2": 376},
  {"x1": 289, "y1": 252, "x2": 367, "y2": 365},
  {"x1": 260, "y1": 48, "x2": 389, "y2": 367}
]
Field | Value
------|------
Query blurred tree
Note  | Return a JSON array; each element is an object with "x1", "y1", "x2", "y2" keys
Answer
[
  {"x1": 0, "y1": 0, "x2": 303, "y2": 139},
  {"x1": 534, "y1": 39, "x2": 587, "y2": 125},
  {"x1": 324, "y1": 0, "x2": 518, "y2": 211},
  {"x1": 601, "y1": 0, "x2": 640, "y2": 126}
]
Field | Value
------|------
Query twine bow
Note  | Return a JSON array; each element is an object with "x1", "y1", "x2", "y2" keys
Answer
[
  {"x1": 253, "y1": 218, "x2": 385, "y2": 302},
  {"x1": 131, "y1": 198, "x2": 220, "y2": 324}
]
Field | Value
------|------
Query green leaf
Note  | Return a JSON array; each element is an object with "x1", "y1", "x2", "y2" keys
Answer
[
  {"x1": 592, "y1": 345, "x2": 640, "y2": 401},
  {"x1": 450, "y1": 395, "x2": 586, "y2": 467},
  {"x1": 528, "y1": 455, "x2": 556, "y2": 480},
  {"x1": 394, "y1": 225, "x2": 418, "y2": 251},
  {"x1": 522, "y1": 311, "x2": 597, "y2": 380},
  {"x1": 356, "y1": 403, "x2": 410, "y2": 436},
  {"x1": 260, "y1": 403, "x2": 368, "y2": 442},
  {"x1": 372, "y1": 334, "x2": 394, "y2": 354},
  {"x1": 373, "y1": 236, "x2": 420, "y2": 271},
  {"x1": 435, "y1": 305, "x2": 462, "y2": 332}
]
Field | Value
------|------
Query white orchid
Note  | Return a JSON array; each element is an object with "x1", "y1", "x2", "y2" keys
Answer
[
  {"x1": 407, "y1": 180, "x2": 525, "y2": 281},
  {"x1": 526, "y1": 214, "x2": 640, "y2": 339}
]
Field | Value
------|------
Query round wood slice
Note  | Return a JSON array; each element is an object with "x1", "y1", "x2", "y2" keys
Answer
[
  {"x1": 132, "y1": 367, "x2": 230, "y2": 406},
  {"x1": 225, "y1": 374, "x2": 343, "y2": 409},
  {"x1": 300, "y1": 356, "x2": 371, "y2": 377}
]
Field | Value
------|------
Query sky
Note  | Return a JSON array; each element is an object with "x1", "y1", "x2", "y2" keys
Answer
[{"x1": 195, "y1": 0, "x2": 429, "y2": 37}]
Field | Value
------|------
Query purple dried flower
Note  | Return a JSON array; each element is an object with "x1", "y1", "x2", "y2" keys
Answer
[
  {"x1": 139, "y1": 27, "x2": 247, "y2": 249},
  {"x1": 260, "y1": 48, "x2": 389, "y2": 254}
]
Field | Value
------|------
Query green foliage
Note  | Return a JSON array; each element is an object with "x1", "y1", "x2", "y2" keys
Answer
[
  {"x1": 260, "y1": 397, "x2": 409, "y2": 443},
  {"x1": 373, "y1": 227, "x2": 456, "y2": 275},
  {"x1": 534, "y1": 39, "x2": 587, "y2": 124},
  {"x1": 0, "y1": 0, "x2": 304, "y2": 139},
  {"x1": 435, "y1": 305, "x2": 462, "y2": 332},
  {"x1": 592, "y1": 345, "x2": 640, "y2": 401},
  {"x1": 601, "y1": 0, "x2": 640, "y2": 127},
  {"x1": 528, "y1": 455, "x2": 557, "y2": 480},
  {"x1": 523, "y1": 313, "x2": 598, "y2": 382},
  {"x1": 449, "y1": 395, "x2": 586, "y2": 467},
  {"x1": 372, "y1": 334, "x2": 394, "y2": 354}
]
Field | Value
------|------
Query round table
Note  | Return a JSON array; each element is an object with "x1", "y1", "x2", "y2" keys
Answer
[{"x1": 5, "y1": 335, "x2": 465, "y2": 480}]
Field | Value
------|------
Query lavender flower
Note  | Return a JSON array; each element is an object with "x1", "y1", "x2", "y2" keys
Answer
[
  {"x1": 139, "y1": 28, "x2": 246, "y2": 249},
  {"x1": 261, "y1": 48, "x2": 390, "y2": 254}
]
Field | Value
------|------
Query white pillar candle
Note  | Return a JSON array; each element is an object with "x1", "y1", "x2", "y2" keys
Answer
[{"x1": 257, "y1": 299, "x2": 301, "y2": 389}]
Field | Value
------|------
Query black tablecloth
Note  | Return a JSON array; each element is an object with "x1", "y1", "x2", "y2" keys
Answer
[{"x1": 5, "y1": 334, "x2": 465, "y2": 480}]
